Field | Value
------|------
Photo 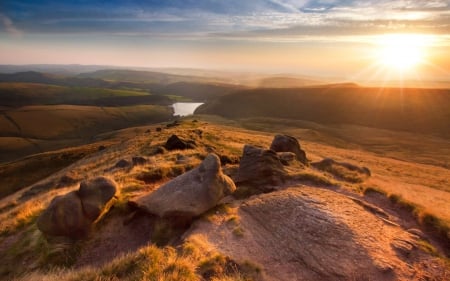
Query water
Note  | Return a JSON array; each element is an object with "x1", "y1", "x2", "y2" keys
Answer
[{"x1": 171, "y1": 102, "x2": 204, "y2": 116}]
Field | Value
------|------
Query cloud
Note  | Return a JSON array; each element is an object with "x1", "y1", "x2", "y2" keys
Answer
[
  {"x1": 0, "y1": 13, "x2": 22, "y2": 36},
  {"x1": 0, "y1": 0, "x2": 448, "y2": 40}
]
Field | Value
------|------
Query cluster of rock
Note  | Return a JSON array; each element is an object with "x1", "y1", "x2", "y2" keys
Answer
[
  {"x1": 113, "y1": 156, "x2": 149, "y2": 169},
  {"x1": 37, "y1": 132, "x2": 370, "y2": 241},
  {"x1": 37, "y1": 177, "x2": 117, "y2": 239},
  {"x1": 131, "y1": 134, "x2": 308, "y2": 218}
]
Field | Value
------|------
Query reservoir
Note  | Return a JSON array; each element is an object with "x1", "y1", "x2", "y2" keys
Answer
[{"x1": 172, "y1": 102, "x2": 204, "y2": 116}]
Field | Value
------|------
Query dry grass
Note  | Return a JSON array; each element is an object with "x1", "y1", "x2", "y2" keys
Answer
[
  {"x1": 0, "y1": 199, "x2": 46, "y2": 235},
  {"x1": 363, "y1": 187, "x2": 450, "y2": 251},
  {"x1": 0, "y1": 116, "x2": 448, "y2": 279},
  {"x1": 13, "y1": 235, "x2": 262, "y2": 281}
]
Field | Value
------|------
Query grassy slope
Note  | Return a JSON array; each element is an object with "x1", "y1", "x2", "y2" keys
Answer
[
  {"x1": 0, "y1": 82, "x2": 152, "y2": 106},
  {"x1": 0, "y1": 104, "x2": 173, "y2": 162},
  {"x1": 196, "y1": 86, "x2": 450, "y2": 137},
  {"x1": 234, "y1": 117, "x2": 450, "y2": 168},
  {"x1": 0, "y1": 118, "x2": 448, "y2": 279}
]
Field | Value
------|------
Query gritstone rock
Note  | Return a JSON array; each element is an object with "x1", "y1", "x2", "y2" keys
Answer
[{"x1": 132, "y1": 153, "x2": 235, "y2": 220}]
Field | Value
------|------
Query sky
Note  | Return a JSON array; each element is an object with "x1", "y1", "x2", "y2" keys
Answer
[{"x1": 0, "y1": 0, "x2": 449, "y2": 81}]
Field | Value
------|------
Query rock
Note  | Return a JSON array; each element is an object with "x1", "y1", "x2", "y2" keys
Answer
[
  {"x1": 156, "y1": 127, "x2": 162, "y2": 132},
  {"x1": 78, "y1": 177, "x2": 118, "y2": 221},
  {"x1": 176, "y1": 154, "x2": 190, "y2": 165},
  {"x1": 270, "y1": 134, "x2": 307, "y2": 164},
  {"x1": 38, "y1": 177, "x2": 117, "y2": 238},
  {"x1": 115, "y1": 159, "x2": 131, "y2": 168},
  {"x1": 132, "y1": 156, "x2": 147, "y2": 166},
  {"x1": 57, "y1": 175, "x2": 78, "y2": 188},
  {"x1": 164, "y1": 135, "x2": 196, "y2": 151},
  {"x1": 391, "y1": 237, "x2": 415, "y2": 257},
  {"x1": 132, "y1": 154, "x2": 236, "y2": 220},
  {"x1": 152, "y1": 146, "x2": 166, "y2": 155},
  {"x1": 219, "y1": 154, "x2": 239, "y2": 166},
  {"x1": 166, "y1": 120, "x2": 181, "y2": 128},
  {"x1": 192, "y1": 129, "x2": 203, "y2": 138},
  {"x1": 187, "y1": 187, "x2": 418, "y2": 281},
  {"x1": 37, "y1": 191, "x2": 92, "y2": 238},
  {"x1": 98, "y1": 145, "x2": 106, "y2": 151},
  {"x1": 312, "y1": 158, "x2": 371, "y2": 183},
  {"x1": 277, "y1": 152, "x2": 296, "y2": 166},
  {"x1": 235, "y1": 145, "x2": 287, "y2": 192},
  {"x1": 19, "y1": 181, "x2": 55, "y2": 202},
  {"x1": 407, "y1": 228, "x2": 426, "y2": 239}
]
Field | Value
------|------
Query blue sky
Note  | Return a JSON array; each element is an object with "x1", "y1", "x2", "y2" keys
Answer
[{"x1": 0, "y1": 0, "x2": 449, "y2": 78}]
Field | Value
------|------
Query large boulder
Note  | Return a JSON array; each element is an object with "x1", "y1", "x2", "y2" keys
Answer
[
  {"x1": 78, "y1": 177, "x2": 118, "y2": 221},
  {"x1": 37, "y1": 177, "x2": 118, "y2": 239},
  {"x1": 270, "y1": 134, "x2": 307, "y2": 164},
  {"x1": 37, "y1": 191, "x2": 92, "y2": 239},
  {"x1": 132, "y1": 154, "x2": 235, "y2": 219},
  {"x1": 164, "y1": 135, "x2": 196, "y2": 151},
  {"x1": 235, "y1": 145, "x2": 287, "y2": 192}
]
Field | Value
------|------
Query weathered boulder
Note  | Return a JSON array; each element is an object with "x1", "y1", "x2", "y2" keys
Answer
[
  {"x1": 235, "y1": 145, "x2": 287, "y2": 192},
  {"x1": 37, "y1": 191, "x2": 92, "y2": 239},
  {"x1": 270, "y1": 134, "x2": 307, "y2": 164},
  {"x1": 164, "y1": 135, "x2": 196, "y2": 151},
  {"x1": 78, "y1": 177, "x2": 118, "y2": 221},
  {"x1": 132, "y1": 154, "x2": 235, "y2": 219},
  {"x1": 37, "y1": 177, "x2": 117, "y2": 239}
]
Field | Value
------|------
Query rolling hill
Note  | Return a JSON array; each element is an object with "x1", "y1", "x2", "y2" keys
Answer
[{"x1": 196, "y1": 86, "x2": 450, "y2": 137}]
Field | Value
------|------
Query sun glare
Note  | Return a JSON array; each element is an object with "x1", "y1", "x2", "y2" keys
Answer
[{"x1": 374, "y1": 34, "x2": 431, "y2": 72}]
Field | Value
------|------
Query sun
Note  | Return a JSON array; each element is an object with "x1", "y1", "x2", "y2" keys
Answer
[{"x1": 374, "y1": 34, "x2": 429, "y2": 72}]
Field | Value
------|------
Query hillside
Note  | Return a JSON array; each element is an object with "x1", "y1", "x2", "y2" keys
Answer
[
  {"x1": 0, "y1": 104, "x2": 173, "y2": 163},
  {"x1": 0, "y1": 118, "x2": 448, "y2": 280},
  {"x1": 196, "y1": 86, "x2": 450, "y2": 137}
]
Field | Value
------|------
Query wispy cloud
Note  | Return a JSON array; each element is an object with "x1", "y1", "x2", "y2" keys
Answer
[
  {"x1": 0, "y1": 0, "x2": 448, "y2": 40},
  {"x1": 0, "y1": 13, "x2": 22, "y2": 37}
]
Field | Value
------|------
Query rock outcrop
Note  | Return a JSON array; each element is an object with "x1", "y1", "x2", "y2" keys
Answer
[
  {"x1": 164, "y1": 134, "x2": 196, "y2": 151},
  {"x1": 131, "y1": 154, "x2": 235, "y2": 220},
  {"x1": 78, "y1": 177, "x2": 118, "y2": 221},
  {"x1": 270, "y1": 134, "x2": 307, "y2": 164},
  {"x1": 37, "y1": 177, "x2": 117, "y2": 239},
  {"x1": 312, "y1": 158, "x2": 370, "y2": 182},
  {"x1": 235, "y1": 145, "x2": 287, "y2": 193},
  {"x1": 187, "y1": 187, "x2": 422, "y2": 281}
]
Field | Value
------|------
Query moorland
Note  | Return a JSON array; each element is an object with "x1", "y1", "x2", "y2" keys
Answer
[{"x1": 0, "y1": 65, "x2": 449, "y2": 280}]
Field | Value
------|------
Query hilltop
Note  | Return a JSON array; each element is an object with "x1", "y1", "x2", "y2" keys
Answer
[{"x1": 0, "y1": 117, "x2": 448, "y2": 280}]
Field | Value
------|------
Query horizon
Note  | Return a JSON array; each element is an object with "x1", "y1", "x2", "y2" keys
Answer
[{"x1": 0, "y1": 1, "x2": 449, "y2": 84}]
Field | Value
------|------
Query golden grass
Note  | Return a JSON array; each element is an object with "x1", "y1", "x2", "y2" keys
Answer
[
  {"x1": 0, "y1": 199, "x2": 46, "y2": 235},
  {"x1": 363, "y1": 187, "x2": 450, "y2": 248},
  {"x1": 0, "y1": 116, "x2": 448, "y2": 279},
  {"x1": 13, "y1": 236, "x2": 262, "y2": 281}
]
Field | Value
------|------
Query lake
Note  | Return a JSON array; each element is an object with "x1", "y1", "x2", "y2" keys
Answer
[{"x1": 172, "y1": 102, "x2": 204, "y2": 116}]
